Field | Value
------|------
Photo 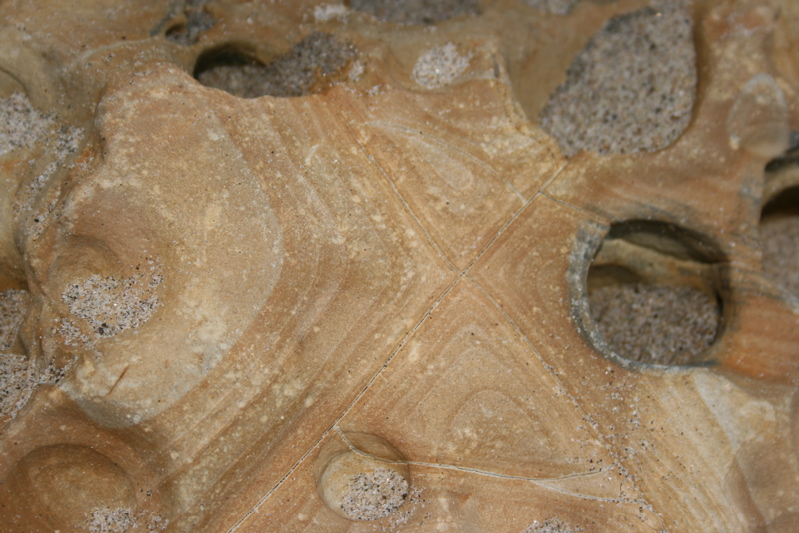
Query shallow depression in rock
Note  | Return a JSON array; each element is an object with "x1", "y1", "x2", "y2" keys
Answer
[
  {"x1": 759, "y1": 185, "x2": 799, "y2": 298},
  {"x1": 194, "y1": 33, "x2": 357, "y2": 98},
  {"x1": 315, "y1": 432, "x2": 412, "y2": 521},
  {"x1": 585, "y1": 221, "x2": 724, "y2": 367}
]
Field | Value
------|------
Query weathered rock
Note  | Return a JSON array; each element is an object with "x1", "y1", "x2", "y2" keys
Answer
[{"x1": 0, "y1": 1, "x2": 798, "y2": 532}]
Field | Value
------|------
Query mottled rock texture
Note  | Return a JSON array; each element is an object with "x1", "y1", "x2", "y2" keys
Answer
[{"x1": 0, "y1": 1, "x2": 798, "y2": 532}]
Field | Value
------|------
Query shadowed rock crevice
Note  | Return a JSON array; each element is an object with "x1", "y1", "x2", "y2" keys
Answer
[{"x1": 194, "y1": 32, "x2": 357, "y2": 98}]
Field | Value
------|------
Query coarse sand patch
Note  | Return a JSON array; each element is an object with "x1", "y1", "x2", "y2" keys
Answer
[
  {"x1": 86, "y1": 508, "x2": 167, "y2": 533},
  {"x1": 539, "y1": 1, "x2": 696, "y2": 155},
  {"x1": 349, "y1": 0, "x2": 480, "y2": 25},
  {"x1": 412, "y1": 43, "x2": 472, "y2": 89},
  {"x1": 61, "y1": 264, "x2": 163, "y2": 338},
  {"x1": 0, "y1": 289, "x2": 30, "y2": 350},
  {"x1": 0, "y1": 92, "x2": 53, "y2": 156},
  {"x1": 760, "y1": 215, "x2": 799, "y2": 298},
  {"x1": 0, "y1": 354, "x2": 70, "y2": 420},
  {"x1": 196, "y1": 32, "x2": 356, "y2": 98},
  {"x1": 522, "y1": 518, "x2": 584, "y2": 533},
  {"x1": 588, "y1": 283, "x2": 720, "y2": 366},
  {"x1": 340, "y1": 467, "x2": 409, "y2": 520},
  {"x1": 0, "y1": 354, "x2": 31, "y2": 420}
]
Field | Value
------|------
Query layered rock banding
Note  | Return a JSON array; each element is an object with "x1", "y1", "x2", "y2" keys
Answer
[{"x1": 1, "y1": 1, "x2": 798, "y2": 532}]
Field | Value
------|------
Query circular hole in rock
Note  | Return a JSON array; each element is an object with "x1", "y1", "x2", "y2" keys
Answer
[
  {"x1": 193, "y1": 44, "x2": 265, "y2": 81},
  {"x1": 194, "y1": 32, "x2": 357, "y2": 98},
  {"x1": 585, "y1": 220, "x2": 725, "y2": 367},
  {"x1": 315, "y1": 433, "x2": 411, "y2": 521},
  {"x1": 760, "y1": 186, "x2": 799, "y2": 298},
  {"x1": 348, "y1": 0, "x2": 480, "y2": 25}
]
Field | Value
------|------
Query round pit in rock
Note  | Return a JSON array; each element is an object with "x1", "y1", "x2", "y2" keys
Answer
[
  {"x1": 194, "y1": 33, "x2": 357, "y2": 98},
  {"x1": 9, "y1": 445, "x2": 137, "y2": 532},
  {"x1": 760, "y1": 137, "x2": 799, "y2": 299},
  {"x1": 759, "y1": 185, "x2": 799, "y2": 299},
  {"x1": 584, "y1": 220, "x2": 725, "y2": 367},
  {"x1": 315, "y1": 432, "x2": 411, "y2": 521}
]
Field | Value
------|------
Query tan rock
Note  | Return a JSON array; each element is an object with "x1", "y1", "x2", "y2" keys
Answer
[{"x1": 0, "y1": 1, "x2": 797, "y2": 532}]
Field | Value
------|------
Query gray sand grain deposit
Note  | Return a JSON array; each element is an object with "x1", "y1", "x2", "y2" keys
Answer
[
  {"x1": 86, "y1": 508, "x2": 167, "y2": 533},
  {"x1": 524, "y1": 0, "x2": 578, "y2": 16},
  {"x1": 539, "y1": 1, "x2": 696, "y2": 155},
  {"x1": 522, "y1": 518, "x2": 584, "y2": 533},
  {"x1": 61, "y1": 265, "x2": 163, "y2": 338},
  {"x1": 589, "y1": 282, "x2": 720, "y2": 365},
  {"x1": 0, "y1": 92, "x2": 53, "y2": 156},
  {"x1": 341, "y1": 467, "x2": 409, "y2": 520},
  {"x1": 0, "y1": 289, "x2": 30, "y2": 350},
  {"x1": 196, "y1": 32, "x2": 356, "y2": 98},
  {"x1": 760, "y1": 215, "x2": 799, "y2": 298},
  {"x1": 349, "y1": 0, "x2": 480, "y2": 25}
]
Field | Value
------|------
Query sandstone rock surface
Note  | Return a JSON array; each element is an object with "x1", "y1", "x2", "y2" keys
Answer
[{"x1": 1, "y1": 1, "x2": 798, "y2": 532}]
